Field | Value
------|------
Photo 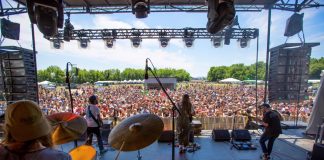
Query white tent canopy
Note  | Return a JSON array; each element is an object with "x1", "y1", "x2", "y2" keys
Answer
[
  {"x1": 219, "y1": 78, "x2": 242, "y2": 83},
  {"x1": 38, "y1": 81, "x2": 52, "y2": 85},
  {"x1": 306, "y1": 74, "x2": 324, "y2": 135}
]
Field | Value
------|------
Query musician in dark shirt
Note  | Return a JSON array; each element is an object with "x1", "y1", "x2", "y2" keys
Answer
[{"x1": 259, "y1": 103, "x2": 282, "y2": 160}]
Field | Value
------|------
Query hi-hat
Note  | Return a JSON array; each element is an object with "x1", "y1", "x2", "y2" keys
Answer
[
  {"x1": 47, "y1": 112, "x2": 87, "y2": 145},
  {"x1": 108, "y1": 114, "x2": 164, "y2": 151}
]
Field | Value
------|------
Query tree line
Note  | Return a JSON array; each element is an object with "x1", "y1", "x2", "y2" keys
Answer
[
  {"x1": 37, "y1": 66, "x2": 191, "y2": 83},
  {"x1": 37, "y1": 57, "x2": 323, "y2": 84},
  {"x1": 207, "y1": 57, "x2": 324, "y2": 82}
]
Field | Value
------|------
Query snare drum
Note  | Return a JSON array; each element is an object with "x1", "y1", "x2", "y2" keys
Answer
[{"x1": 69, "y1": 145, "x2": 96, "y2": 160}]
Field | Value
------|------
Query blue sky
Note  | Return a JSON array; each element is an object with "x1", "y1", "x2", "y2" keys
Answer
[{"x1": 1, "y1": 2, "x2": 324, "y2": 77}]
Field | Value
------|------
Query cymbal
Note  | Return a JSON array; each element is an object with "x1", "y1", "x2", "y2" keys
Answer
[
  {"x1": 108, "y1": 114, "x2": 164, "y2": 151},
  {"x1": 47, "y1": 112, "x2": 87, "y2": 145}
]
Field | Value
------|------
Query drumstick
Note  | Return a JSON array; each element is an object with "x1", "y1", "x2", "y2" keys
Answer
[{"x1": 114, "y1": 141, "x2": 125, "y2": 160}]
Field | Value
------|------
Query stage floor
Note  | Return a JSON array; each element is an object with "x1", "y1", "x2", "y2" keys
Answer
[{"x1": 61, "y1": 129, "x2": 313, "y2": 160}]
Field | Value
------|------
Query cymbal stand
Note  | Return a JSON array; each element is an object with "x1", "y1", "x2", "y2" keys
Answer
[
  {"x1": 137, "y1": 150, "x2": 142, "y2": 160},
  {"x1": 114, "y1": 141, "x2": 125, "y2": 160}
]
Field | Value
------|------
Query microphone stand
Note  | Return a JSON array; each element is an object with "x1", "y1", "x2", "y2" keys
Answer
[
  {"x1": 146, "y1": 59, "x2": 181, "y2": 160},
  {"x1": 66, "y1": 62, "x2": 77, "y2": 148}
]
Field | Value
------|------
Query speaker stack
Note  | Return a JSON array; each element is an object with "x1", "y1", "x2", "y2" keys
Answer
[
  {"x1": 268, "y1": 43, "x2": 319, "y2": 102},
  {"x1": 0, "y1": 46, "x2": 38, "y2": 104}
]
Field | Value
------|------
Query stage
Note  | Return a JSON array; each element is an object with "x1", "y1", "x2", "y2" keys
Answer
[{"x1": 61, "y1": 129, "x2": 313, "y2": 160}]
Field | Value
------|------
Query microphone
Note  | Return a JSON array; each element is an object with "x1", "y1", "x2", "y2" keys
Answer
[{"x1": 144, "y1": 59, "x2": 149, "y2": 79}]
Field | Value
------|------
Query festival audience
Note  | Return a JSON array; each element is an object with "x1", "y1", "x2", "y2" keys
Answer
[{"x1": 37, "y1": 83, "x2": 313, "y2": 122}]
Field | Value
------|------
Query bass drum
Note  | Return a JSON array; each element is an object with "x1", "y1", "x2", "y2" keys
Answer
[{"x1": 69, "y1": 145, "x2": 96, "y2": 160}]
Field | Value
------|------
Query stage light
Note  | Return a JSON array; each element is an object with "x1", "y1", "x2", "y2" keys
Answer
[
  {"x1": 206, "y1": 0, "x2": 235, "y2": 34},
  {"x1": 159, "y1": 37, "x2": 170, "y2": 48},
  {"x1": 238, "y1": 38, "x2": 250, "y2": 48},
  {"x1": 212, "y1": 37, "x2": 223, "y2": 48},
  {"x1": 26, "y1": 0, "x2": 64, "y2": 37},
  {"x1": 52, "y1": 39, "x2": 63, "y2": 49},
  {"x1": 183, "y1": 38, "x2": 194, "y2": 48},
  {"x1": 131, "y1": 37, "x2": 142, "y2": 48},
  {"x1": 105, "y1": 38, "x2": 115, "y2": 48},
  {"x1": 79, "y1": 39, "x2": 90, "y2": 49},
  {"x1": 63, "y1": 15, "x2": 74, "y2": 42},
  {"x1": 132, "y1": 0, "x2": 150, "y2": 18}
]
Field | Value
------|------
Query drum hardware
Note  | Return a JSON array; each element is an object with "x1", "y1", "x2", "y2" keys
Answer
[{"x1": 108, "y1": 114, "x2": 164, "y2": 160}]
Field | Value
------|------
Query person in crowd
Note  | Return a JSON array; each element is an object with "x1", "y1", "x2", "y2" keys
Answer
[
  {"x1": 259, "y1": 103, "x2": 282, "y2": 160},
  {"x1": 85, "y1": 95, "x2": 108, "y2": 155},
  {"x1": 0, "y1": 100, "x2": 71, "y2": 160},
  {"x1": 177, "y1": 94, "x2": 195, "y2": 153}
]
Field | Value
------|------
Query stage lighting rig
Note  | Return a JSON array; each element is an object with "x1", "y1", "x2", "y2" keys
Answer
[
  {"x1": 26, "y1": 0, "x2": 64, "y2": 37},
  {"x1": 238, "y1": 38, "x2": 250, "y2": 48},
  {"x1": 212, "y1": 37, "x2": 223, "y2": 48},
  {"x1": 158, "y1": 31, "x2": 169, "y2": 47},
  {"x1": 206, "y1": 0, "x2": 235, "y2": 34},
  {"x1": 159, "y1": 37, "x2": 170, "y2": 48},
  {"x1": 183, "y1": 29, "x2": 195, "y2": 47},
  {"x1": 131, "y1": 37, "x2": 142, "y2": 48},
  {"x1": 132, "y1": 0, "x2": 150, "y2": 18},
  {"x1": 79, "y1": 39, "x2": 90, "y2": 48},
  {"x1": 52, "y1": 39, "x2": 63, "y2": 49},
  {"x1": 105, "y1": 38, "x2": 115, "y2": 48},
  {"x1": 63, "y1": 13, "x2": 74, "y2": 42},
  {"x1": 102, "y1": 30, "x2": 117, "y2": 48}
]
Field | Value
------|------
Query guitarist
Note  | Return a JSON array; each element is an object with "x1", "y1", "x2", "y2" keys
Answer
[{"x1": 259, "y1": 103, "x2": 282, "y2": 160}]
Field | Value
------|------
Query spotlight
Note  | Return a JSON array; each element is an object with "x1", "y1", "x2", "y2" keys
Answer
[
  {"x1": 212, "y1": 37, "x2": 223, "y2": 48},
  {"x1": 183, "y1": 38, "x2": 194, "y2": 48},
  {"x1": 206, "y1": 0, "x2": 235, "y2": 34},
  {"x1": 132, "y1": 0, "x2": 150, "y2": 18},
  {"x1": 63, "y1": 15, "x2": 74, "y2": 42},
  {"x1": 79, "y1": 39, "x2": 90, "y2": 49},
  {"x1": 131, "y1": 37, "x2": 142, "y2": 48},
  {"x1": 52, "y1": 39, "x2": 63, "y2": 49},
  {"x1": 238, "y1": 38, "x2": 250, "y2": 48},
  {"x1": 105, "y1": 38, "x2": 115, "y2": 48},
  {"x1": 284, "y1": 13, "x2": 304, "y2": 37},
  {"x1": 159, "y1": 37, "x2": 169, "y2": 48},
  {"x1": 26, "y1": 0, "x2": 64, "y2": 37}
]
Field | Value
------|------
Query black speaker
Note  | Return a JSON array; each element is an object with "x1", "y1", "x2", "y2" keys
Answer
[
  {"x1": 231, "y1": 130, "x2": 251, "y2": 141},
  {"x1": 1, "y1": 18, "x2": 20, "y2": 40},
  {"x1": 269, "y1": 43, "x2": 315, "y2": 102},
  {"x1": 284, "y1": 13, "x2": 304, "y2": 37},
  {"x1": 212, "y1": 129, "x2": 230, "y2": 141},
  {"x1": 158, "y1": 130, "x2": 173, "y2": 143},
  {"x1": 311, "y1": 143, "x2": 324, "y2": 160},
  {"x1": 0, "y1": 46, "x2": 38, "y2": 103}
]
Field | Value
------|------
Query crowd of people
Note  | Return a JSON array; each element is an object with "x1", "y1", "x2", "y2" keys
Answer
[{"x1": 37, "y1": 83, "x2": 314, "y2": 122}]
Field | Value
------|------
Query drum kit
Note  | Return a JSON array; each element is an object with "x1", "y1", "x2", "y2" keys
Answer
[{"x1": 47, "y1": 112, "x2": 164, "y2": 160}]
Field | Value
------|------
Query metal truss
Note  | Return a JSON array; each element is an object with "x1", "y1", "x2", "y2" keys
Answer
[
  {"x1": 48, "y1": 28, "x2": 259, "y2": 41},
  {"x1": 1, "y1": 0, "x2": 323, "y2": 17}
]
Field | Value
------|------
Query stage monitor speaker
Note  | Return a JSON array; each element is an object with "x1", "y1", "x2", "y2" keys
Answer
[
  {"x1": 212, "y1": 129, "x2": 230, "y2": 141},
  {"x1": 158, "y1": 130, "x2": 173, "y2": 143},
  {"x1": 268, "y1": 43, "x2": 320, "y2": 102},
  {"x1": 231, "y1": 129, "x2": 251, "y2": 141},
  {"x1": 1, "y1": 18, "x2": 20, "y2": 40},
  {"x1": 0, "y1": 46, "x2": 38, "y2": 103},
  {"x1": 311, "y1": 143, "x2": 324, "y2": 160}
]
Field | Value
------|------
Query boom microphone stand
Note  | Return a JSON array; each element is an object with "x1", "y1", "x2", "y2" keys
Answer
[{"x1": 146, "y1": 58, "x2": 181, "y2": 160}]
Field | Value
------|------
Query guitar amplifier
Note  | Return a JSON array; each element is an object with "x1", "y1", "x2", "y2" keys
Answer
[
  {"x1": 232, "y1": 129, "x2": 251, "y2": 141},
  {"x1": 191, "y1": 120, "x2": 202, "y2": 135},
  {"x1": 158, "y1": 130, "x2": 173, "y2": 143},
  {"x1": 311, "y1": 143, "x2": 324, "y2": 160},
  {"x1": 212, "y1": 129, "x2": 231, "y2": 141}
]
